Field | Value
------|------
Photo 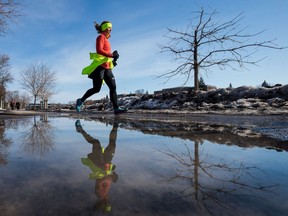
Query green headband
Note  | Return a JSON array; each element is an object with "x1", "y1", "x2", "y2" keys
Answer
[{"x1": 101, "y1": 22, "x2": 112, "y2": 31}]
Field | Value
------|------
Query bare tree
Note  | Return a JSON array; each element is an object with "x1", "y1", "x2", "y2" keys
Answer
[
  {"x1": 5, "y1": 89, "x2": 17, "y2": 101},
  {"x1": 19, "y1": 92, "x2": 30, "y2": 108},
  {"x1": 0, "y1": 54, "x2": 13, "y2": 101},
  {"x1": 1, "y1": 0, "x2": 21, "y2": 103},
  {"x1": 0, "y1": 54, "x2": 12, "y2": 85},
  {"x1": 6, "y1": 90, "x2": 30, "y2": 109},
  {"x1": 159, "y1": 8, "x2": 287, "y2": 91},
  {"x1": 0, "y1": 0, "x2": 21, "y2": 36},
  {"x1": 0, "y1": 54, "x2": 12, "y2": 83},
  {"x1": 19, "y1": 63, "x2": 57, "y2": 109}
]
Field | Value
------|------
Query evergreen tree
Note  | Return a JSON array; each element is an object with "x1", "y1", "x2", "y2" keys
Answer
[{"x1": 199, "y1": 77, "x2": 206, "y2": 90}]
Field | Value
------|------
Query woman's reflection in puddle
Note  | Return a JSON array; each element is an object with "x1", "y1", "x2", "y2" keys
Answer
[{"x1": 75, "y1": 119, "x2": 118, "y2": 214}]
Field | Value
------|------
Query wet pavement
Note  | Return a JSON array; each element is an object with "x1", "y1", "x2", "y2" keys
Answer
[
  {"x1": 2, "y1": 109, "x2": 288, "y2": 141},
  {"x1": 0, "y1": 113, "x2": 288, "y2": 215}
]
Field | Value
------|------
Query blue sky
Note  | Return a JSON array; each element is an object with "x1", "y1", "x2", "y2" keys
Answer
[{"x1": 1, "y1": 0, "x2": 288, "y2": 103}]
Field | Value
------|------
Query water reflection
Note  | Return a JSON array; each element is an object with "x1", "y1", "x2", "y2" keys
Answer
[
  {"x1": 91, "y1": 117, "x2": 288, "y2": 215},
  {"x1": 112, "y1": 118, "x2": 288, "y2": 152},
  {"x1": 0, "y1": 115, "x2": 287, "y2": 215},
  {"x1": 0, "y1": 119, "x2": 12, "y2": 165},
  {"x1": 20, "y1": 115, "x2": 55, "y2": 157},
  {"x1": 159, "y1": 140, "x2": 279, "y2": 215},
  {"x1": 1, "y1": 116, "x2": 54, "y2": 164},
  {"x1": 75, "y1": 119, "x2": 118, "y2": 214}
]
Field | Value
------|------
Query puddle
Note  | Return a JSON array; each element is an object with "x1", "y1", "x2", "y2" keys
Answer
[{"x1": 0, "y1": 115, "x2": 288, "y2": 216}]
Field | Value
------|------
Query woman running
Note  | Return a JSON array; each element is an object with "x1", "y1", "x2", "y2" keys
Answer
[{"x1": 76, "y1": 21, "x2": 126, "y2": 115}]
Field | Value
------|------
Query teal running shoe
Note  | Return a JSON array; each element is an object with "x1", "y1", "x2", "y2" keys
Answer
[
  {"x1": 75, "y1": 119, "x2": 83, "y2": 132},
  {"x1": 76, "y1": 98, "x2": 83, "y2": 112},
  {"x1": 114, "y1": 107, "x2": 127, "y2": 115}
]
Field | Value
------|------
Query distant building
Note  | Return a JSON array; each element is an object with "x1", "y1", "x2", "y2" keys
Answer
[{"x1": 26, "y1": 101, "x2": 58, "y2": 110}]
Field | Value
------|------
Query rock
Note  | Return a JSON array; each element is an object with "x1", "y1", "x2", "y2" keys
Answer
[{"x1": 78, "y1": 84, "x2": 288, "y2": 114}]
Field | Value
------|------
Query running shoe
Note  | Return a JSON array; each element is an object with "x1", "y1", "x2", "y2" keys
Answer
[
  {"x1": 76, "y1": 98, "x2": 83, "y2": 112},
  {"x1": 75, "y1": 119, "x2": 83, "y2": 132},
  {"x1": 114, "y1": 107, "x2": 127, "y2": 115}
]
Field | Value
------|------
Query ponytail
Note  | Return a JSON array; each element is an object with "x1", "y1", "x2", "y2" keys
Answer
[{"x1": 94, "y1": 22, "x2": 102, "y2": 33}]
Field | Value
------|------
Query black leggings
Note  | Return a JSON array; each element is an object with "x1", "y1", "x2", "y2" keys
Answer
[{"x1": 81, "y1": 66, "x2": 118, "y2": 109}]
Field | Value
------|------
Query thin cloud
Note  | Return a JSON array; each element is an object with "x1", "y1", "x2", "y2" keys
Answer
[{"x1": 23, "y1": 0, "x2": 83, "y2": 23}]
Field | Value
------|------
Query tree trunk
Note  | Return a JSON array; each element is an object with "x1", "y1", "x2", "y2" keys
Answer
[
  {"x1": 33, "y1": 96, "x2": 37, "y2": 110},
  {"x1": 194, "y1": 66, "x2": 199, "y2": 92},
  {"x1": 193, "y1": 30, "x2": 199, "y2": 91}
]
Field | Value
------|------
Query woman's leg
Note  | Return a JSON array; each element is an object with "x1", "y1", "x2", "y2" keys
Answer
[
  {"x1": 81, "y1": 67, "x2": 104, "y2": 102},
  {"x1": 103, "y1": 69, "x2": 118, "y2": 109}
]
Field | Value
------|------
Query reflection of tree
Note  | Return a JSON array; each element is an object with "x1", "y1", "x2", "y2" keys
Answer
[
  {"x1": 0, "y1": 120, "x2": 12, "y2": 165},
  {"x1": 20, "y1": 115, "x2": 54, "y2": 157},
  {"x1": 160, "y1": 141, "x2": 278, "y2": 215},
  {"x1": 4, "y1": 117, "x2": 31, "y2": 130}
]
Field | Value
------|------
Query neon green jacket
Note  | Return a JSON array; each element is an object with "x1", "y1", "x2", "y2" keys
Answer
[
  {"x1": 82, "y1": 53, "x2": 114, "y2": 76},
  {"x1": 81, "y1": 157, "x2": 114, "y2": 179}
]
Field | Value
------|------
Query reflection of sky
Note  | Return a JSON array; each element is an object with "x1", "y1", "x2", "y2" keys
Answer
[{"x1": 0, "y1": 117, "x2": 288, "y2": 215}]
